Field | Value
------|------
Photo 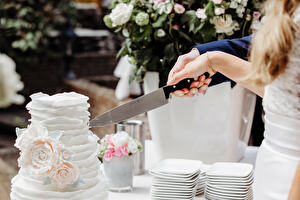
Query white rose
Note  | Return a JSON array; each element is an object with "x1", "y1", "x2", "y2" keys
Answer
[
  {"x1": 153, "y1": 2, "x2": 173, "y2": 15},
  {"x1": 235, "y1": 0, "x2": 242, "y2": 3},
  {"x1": 241, "y1": 0, "x2": 248, "y2": 7},
  {"x1": 236, "y1": 5, "x2": 245, "y2": 15},
  {"x1": 110, "y1": 131, "x2": 129, "y2": 147},
  {"x1": 0, "y1": 53, "x2": 24, "y2": 108},
  {"x1": 127, "y1": 139, "x2": 138, "y2": 154},
  {"x1": 210, "y1": 14, "x2": 239, "y2": 36},
  {"x1": 230, "y1": 1, "x2": 238, "y2": 9},
  {"x1": 110, "y1": 3, "x2": 133, "y2": 27}
]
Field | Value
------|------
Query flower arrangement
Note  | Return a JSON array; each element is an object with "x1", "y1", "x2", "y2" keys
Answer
[
  {"x1": 15, "y1": 124, "x2": 82, "y2": 189},
  {"x1": 0, "y1": 53, "x2": 24, "y2": 108},
  {"x1": 99, "y1": 131, "x2": 143, "y2": 162},
  {"x1": 104, "y1": 0, "x2": 263, "y2": 85}
]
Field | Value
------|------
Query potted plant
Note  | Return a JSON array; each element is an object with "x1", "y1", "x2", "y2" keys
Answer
[
  {"x1": 104, "y1": 0, "x2": 262, "y2": 163},
  {"x1": 99, "y1": 131, "x2": 142, "y2": 192}
]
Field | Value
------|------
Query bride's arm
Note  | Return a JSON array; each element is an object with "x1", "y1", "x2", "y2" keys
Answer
[
  {"x1": 168, "y1": 51, "x2": 264, "y2": 97},
  {"x1": 288, "y1": 163, "x2": 300, "y2": 200},
  {"x1": 209, "y1": 51, "x2": 264, "y2": 97}
]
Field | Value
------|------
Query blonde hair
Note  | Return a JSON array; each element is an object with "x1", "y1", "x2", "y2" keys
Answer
[{"x1": 249, "y1": 0, "x2": 300, "y2": 86}]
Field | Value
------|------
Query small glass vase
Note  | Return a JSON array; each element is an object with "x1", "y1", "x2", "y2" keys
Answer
[{"x1": 103, "y1": 155, "x2": 134, "y2": 192}]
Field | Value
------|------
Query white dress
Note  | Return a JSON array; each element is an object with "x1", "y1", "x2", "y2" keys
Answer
[{"x1": 253, "y1": 6, "x2": 300, "y2": 200}]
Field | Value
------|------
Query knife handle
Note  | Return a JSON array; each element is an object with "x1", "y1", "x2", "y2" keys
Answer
[{"x1": 163, "y1": 72, "x2": 210, "y2": 98}]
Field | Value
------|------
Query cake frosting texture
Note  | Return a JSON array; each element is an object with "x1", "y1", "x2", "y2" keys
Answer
[{"x1": 10, "y1": 92, "x2": 108, "y2": 200}]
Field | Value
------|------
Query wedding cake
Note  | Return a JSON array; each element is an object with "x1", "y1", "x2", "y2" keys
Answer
[{"x1": 10, "y1": 92, "x2": 108, "y2": 200}]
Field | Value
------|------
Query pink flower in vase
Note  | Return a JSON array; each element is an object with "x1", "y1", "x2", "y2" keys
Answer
[
  {"x1": 174, "y1": 3, "x2": 185, "y2": 14},
  {"x1": 120, "y1": 145, "x2": 129, "y2": 156},
  {"x1": 106, "y1": 135, "x2": 114, "y2": 147},
  {"x1": 104, "y1": 149, "x2": 113, "y2": 161}
]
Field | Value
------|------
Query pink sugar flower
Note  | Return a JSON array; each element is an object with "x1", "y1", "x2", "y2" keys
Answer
[
  {"x1": 253, "y1": 11, "x2": 261, "y2": 20},
  {"x1": 213, "y1": 0, "x2": 223, "y2": 4},
  {"x1": 174, "y1": 3, "x2": 185, "y2": 14}
]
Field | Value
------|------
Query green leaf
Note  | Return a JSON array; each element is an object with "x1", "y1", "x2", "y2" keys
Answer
[{"x1": 152, "y1": 14, "x2": 168, "y2": 28}]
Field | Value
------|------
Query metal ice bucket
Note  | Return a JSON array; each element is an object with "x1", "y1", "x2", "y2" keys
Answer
[{"x1": 115, "y1": 120, "x2": 145, "y2": 175}]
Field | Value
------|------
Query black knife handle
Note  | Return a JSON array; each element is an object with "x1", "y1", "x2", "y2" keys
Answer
[{"x1": 163, "y1": 72, "x2": 210, "y2": 99}]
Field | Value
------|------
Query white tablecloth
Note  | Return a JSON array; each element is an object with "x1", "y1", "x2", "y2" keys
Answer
[{"x1": 109, "y1": 140, "x2": 259, "y2": 200}]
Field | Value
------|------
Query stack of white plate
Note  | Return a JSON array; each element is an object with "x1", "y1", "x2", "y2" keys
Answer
[
  {"x1": 196, "y1": 164, "x2": 210, "y2": 196},
  {"x1": 149, "y1": 159, "x2": 202, "y2": 200},
  {"x1": 205, "y1": 162, "x2": 254, "y2": 200}
]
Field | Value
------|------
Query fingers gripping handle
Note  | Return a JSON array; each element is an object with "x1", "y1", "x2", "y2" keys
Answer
[{"x1": 163, "y1": 72, "x2": 210, "y2": 98}]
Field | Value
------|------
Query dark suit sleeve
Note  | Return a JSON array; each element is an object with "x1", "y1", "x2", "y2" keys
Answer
[{"x1": 194, "y1": 36, "x2": 252, "y2": 86}]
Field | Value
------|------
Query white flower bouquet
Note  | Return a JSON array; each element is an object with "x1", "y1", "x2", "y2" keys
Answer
[
  {"x1": 98, "y1": 131, "x2": 143, "y2": 162},
  {"x1": 104, "y1": 0, "x2": 263, "y2": 85}
]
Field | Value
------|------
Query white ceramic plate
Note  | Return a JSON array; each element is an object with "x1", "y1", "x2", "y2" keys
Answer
[
  {"x1": 152, "y1": 181, "x2": 197, "y2": 188},
  {"x1": 152, "y1": 175, "x2": 199, "y2": 184},
  {"x1": 151, "y1": 195, "x2": 194, "y2": 200},
  {"x1": 206, "y1": 183, "x2": 250, "y2": 191},
  {"x1": 151, "y1": 186, "x2": 195, "y2": 193},
  {"x1": 150, "y1": 159, "x2": 202, "y2": 175},
  {"x1": 205, "y1": 191, "x2": 251, "y2": 200},
  {"x1": 205, "y1": 193, "x2": 252, "y2": 200},
  {"x1": 206, "y1": 188, "x2": 248, "y2": 198},
  {"x1": 149, "y1": 171, "x2": 200, "y2": 181},
  {"x1": 206, "y1": 185, "x2": 249, "y2": 195},
  {"x1": 151, "y1": 192, "x2": 195, "y2": 198},
  {"x1": 206, "y1": 179, "x2": 253, "y2": 187},
  {"x1": 206, "y1": 171, "x2": 254, "y2": 181},
  {"x1": 206, "y1": 162, "x2": 253, "y2": 178}
]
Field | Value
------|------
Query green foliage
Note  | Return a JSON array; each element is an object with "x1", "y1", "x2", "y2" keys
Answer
[
  {"x1": 0, "y1": 0, "x2": 77, "y2": 62},
  {"x1": 106, "y1": 0, "x2": 264, "y2": 86}
]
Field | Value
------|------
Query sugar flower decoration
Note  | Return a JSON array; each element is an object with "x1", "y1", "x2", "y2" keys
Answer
[
  {"x1": 15, "y1": 123, "x2": 80, "y2": 188},
  {"x1": 50, "y1": 161, "x2": 79, "y2": 188}
]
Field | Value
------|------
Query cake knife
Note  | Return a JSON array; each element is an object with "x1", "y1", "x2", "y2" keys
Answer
[{"x1": 90, "y1": 73, "x2": 209, "y2": 127}]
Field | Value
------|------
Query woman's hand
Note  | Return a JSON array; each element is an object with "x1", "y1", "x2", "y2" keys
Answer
[{"x1": 167, "y1": 50, "x2": 215, "y2": 97}]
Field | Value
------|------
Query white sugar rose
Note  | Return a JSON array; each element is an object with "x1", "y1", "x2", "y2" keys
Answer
[
  {"x1": 15, "y1": 124, "x2": 48, "y2": 151},
  {"x1": 0, "y1": 53, "x2": 24, "y2": 108},
  {"x1": 110, "y1": 131, "x2": 129, "y2": 147},
  {"x1": 51, "y1": 161, "x2": 79, "y2": 188},
  {"x1": 210, "y1": 14, "x2": 239, "y2": 36},
  {"x1": 110, "y1": 3, "x2": 133, "y2": 27},
  {"x1": 19, "y1": 137, "x2": 61, "y2": 177}
]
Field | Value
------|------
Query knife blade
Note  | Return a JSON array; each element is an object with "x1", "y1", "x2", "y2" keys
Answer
[{"x1": 89, "y1": 73, "x2": 209, "y2": 127}]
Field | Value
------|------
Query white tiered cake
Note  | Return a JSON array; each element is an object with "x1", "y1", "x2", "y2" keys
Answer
[{"x1": 11, "y1": 92, "x2": 108, "y2": 200}]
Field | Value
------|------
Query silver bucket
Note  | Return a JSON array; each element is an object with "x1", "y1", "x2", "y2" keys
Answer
[{"x1": 115, "y1": 120, "x2": 145, "y2": 175}]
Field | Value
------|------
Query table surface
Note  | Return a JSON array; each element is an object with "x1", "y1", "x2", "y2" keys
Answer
[{"x1": 109, "y1": 140, "x2": 259, "y2": 200}]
